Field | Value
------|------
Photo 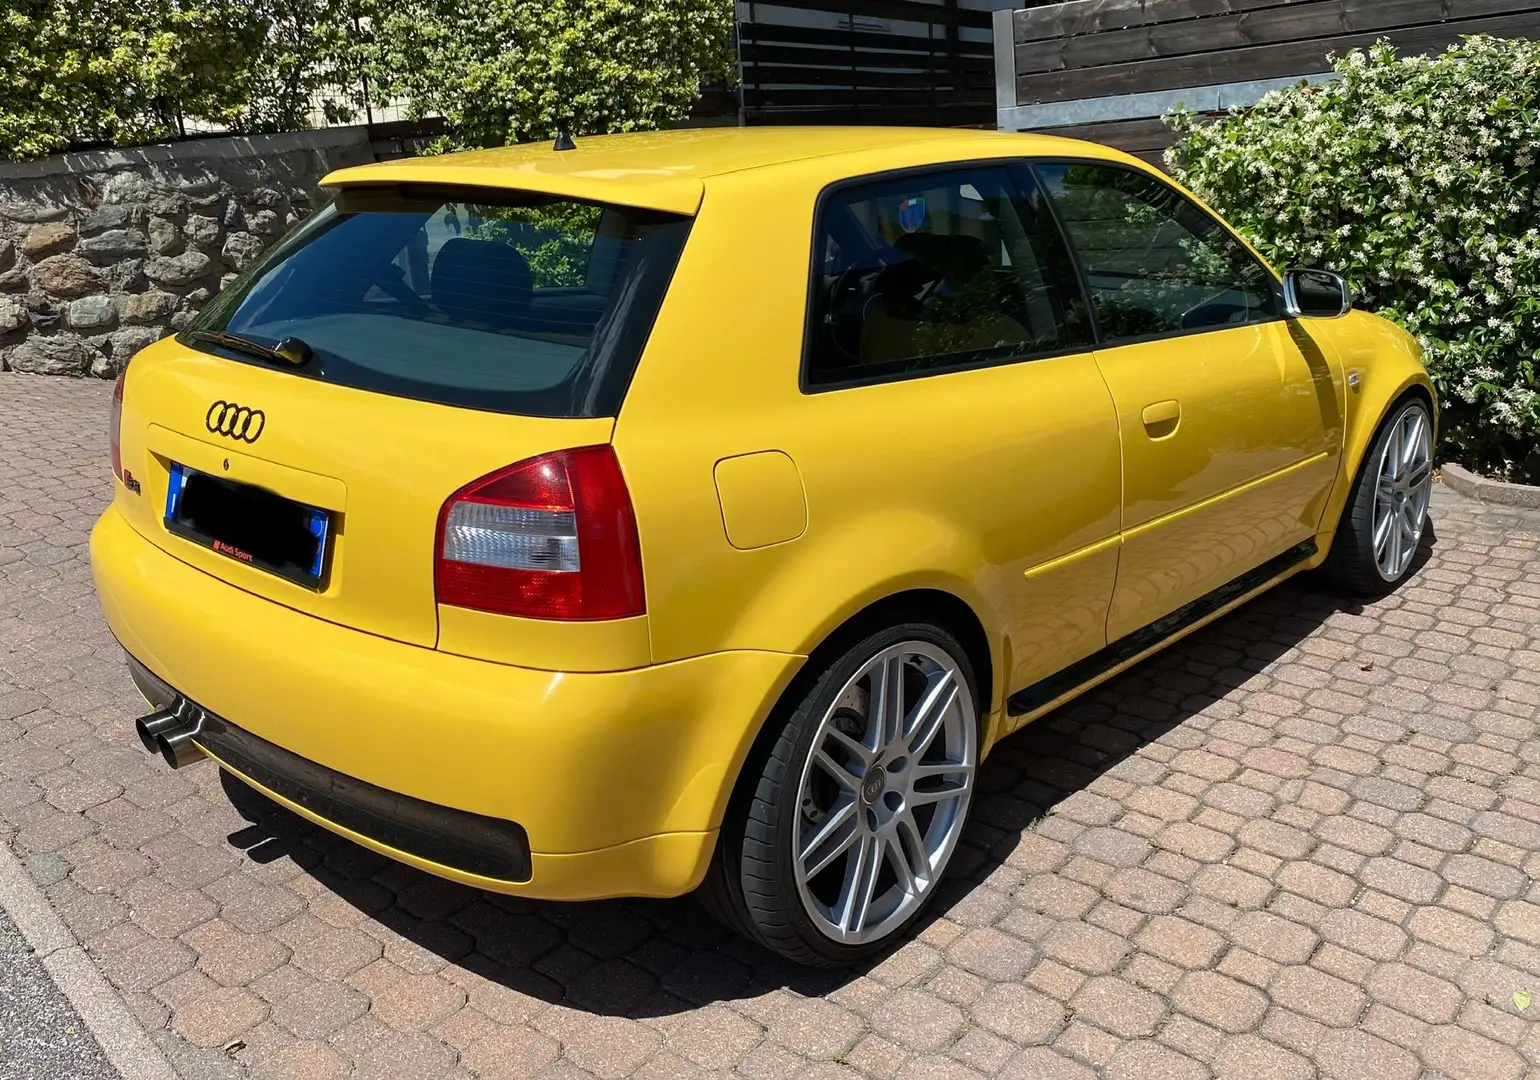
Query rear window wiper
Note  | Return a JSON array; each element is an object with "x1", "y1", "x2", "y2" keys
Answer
[{"x1": 186, "y1": 329, "x2": 313, "y2": 368}]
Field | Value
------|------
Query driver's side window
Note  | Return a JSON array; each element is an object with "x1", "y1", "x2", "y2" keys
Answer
[
  {"x1": 1035, "y1": 162, "x2": 1276, "y2": 344},
  {"x1": 804, "y1": 165, "x2": 1090, "y2": 389}
]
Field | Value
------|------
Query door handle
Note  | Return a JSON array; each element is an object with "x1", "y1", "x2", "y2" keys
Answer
[{"x1": 1141, "y1": 399, "x2": 1181, "y2": 435}]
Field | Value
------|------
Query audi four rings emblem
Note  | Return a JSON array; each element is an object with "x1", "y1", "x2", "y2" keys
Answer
[{"x1": 206, "y1": 401, "x2": 265, "y2": 443}]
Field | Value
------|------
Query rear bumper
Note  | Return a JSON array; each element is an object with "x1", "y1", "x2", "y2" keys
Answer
[{"x1": 91, "y1": 505, "x2": 802, "y2": 900}]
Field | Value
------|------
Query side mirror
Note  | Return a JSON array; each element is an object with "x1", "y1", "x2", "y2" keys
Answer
[{"x1": 1283, "y1": 269, "x2": 1352, "y2": 319}]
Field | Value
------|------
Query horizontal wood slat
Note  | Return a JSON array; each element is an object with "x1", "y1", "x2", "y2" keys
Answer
[
  {"x1": 743, "y1": 86, "x2": 994, "y2": 108},
  {"x1": 738, "y1": 21, "x2": 985, "y2": 54},
  {"x1": 746, "y1": 64, "x2": 992, "y2": 88},
  {"x1": 1015, "y1": 0, "x2": 1529, "y2": 75},
  {"x1": 740, "y1": 43, "x2": 993, "y2": 72},
  {"x1": 741, "y1": 0, "x2": 993, "y2": 126},
  {"x1": 1013, "y1": 0, "x2": 1321, "y2": 45},
  {"x1": 1041, "y1": 116, "x2": 1177, "y2": 151},
  {"x1": 743, "y1": 106, "x2": 996, "y2": 126},
  {"x1": 1014, "y1": 10, "x2": 1540, "y2": 104},
  {"x1": 749, "y1": 0, "x2": 991, "y2": 28}
]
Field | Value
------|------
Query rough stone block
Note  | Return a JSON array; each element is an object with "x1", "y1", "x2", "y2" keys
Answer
[
  {"x1": 79, "y1": 204, "x2": 144, "y2": 234},
  {"x1": 8, "y1": 334, "x2": 92, "y2": 374},
  {"x1": 104, "y1": 259, "x2": 146, "y2": 293},
  {"x1": 67, "y1": 295, "x2": 116, "y2": 330},
  {"x1": 20, "y1": 222, "x2": 76, "y2": 257},
  {"x1": 147, "y1": 217, "x2": 182, "y2": 255},
  {"x1": 246, "y1": 209, "x2": 282, "y2": 236},
  {"x1": 33, "y1": 255, "x2": 102, "y2": 298},
  {"x1": 146, "y1": 190, "x2": 189, "y2": 217},
  {"x1": 23, "y1": 294, "x2": 64, "y2": 329},
  {"x1": 146, "y1": 251, "x2": 213, "y2": 286},
  {"x1": 78, "y1": 229, "x2": 148, "y2": 259},
  {"x1": 111, "y1": 325, "x2": 167, "y2": 363},
  {"x1": 0, "y1": 297, "x2": 25, "y2": 334},
  {"x1": 0, "y1": 200, "x2": 67, "y2": 223},
  {"x1": 222, "y1": 231, "x2": 265, "y2": 270},
  {"x1": 116, "y1": 290, "x2": 177, "y2": 324},
  {"x1": 184, "y1": 214, "x2": 221, "y2": 246}
]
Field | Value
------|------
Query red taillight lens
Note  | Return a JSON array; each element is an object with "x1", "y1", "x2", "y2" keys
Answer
[
  {"x1": 435, "y1": 445, "x2": 645, "y2": 621},
  {"x1": 109, "y1": 364, "x2": 127, "y2": 480}
]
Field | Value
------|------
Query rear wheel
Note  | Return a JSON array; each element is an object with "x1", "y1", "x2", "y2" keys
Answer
[
  {"x1": 703, "y1": 622, "x2": 979, "y2": 966},
  {"x1": 1326, "y1": 397, "x2": 1435, "y2": 596}
]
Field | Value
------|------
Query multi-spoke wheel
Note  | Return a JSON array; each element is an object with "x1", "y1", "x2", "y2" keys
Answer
[
  {"x1": 1327, "y1": 397, "x2": 1435, "y2": 596},
  {"x1": 701, "y1": 622, "x2": 979, "y2": 966}
]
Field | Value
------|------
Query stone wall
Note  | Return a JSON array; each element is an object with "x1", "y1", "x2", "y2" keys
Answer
[{"x1": 0, "y1": 127, "x2": 376, "y2": 378}]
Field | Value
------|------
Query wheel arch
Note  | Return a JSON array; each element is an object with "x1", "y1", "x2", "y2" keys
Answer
[
  {"x1": 709, "y1": 585, "x2": 997, "y2": 838},
  {"x1": 1316, "y1": 313, "x2": 1439, "y2": 551}
]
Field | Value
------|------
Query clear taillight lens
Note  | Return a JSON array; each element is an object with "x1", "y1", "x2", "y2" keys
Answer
[{"x1": 435, "y1": 446, "x2": 645, "y2": 621}]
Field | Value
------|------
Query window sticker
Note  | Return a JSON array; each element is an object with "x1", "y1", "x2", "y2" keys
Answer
[{"x1": 898, "y1": 196, "x2": 927, "y2": 234}]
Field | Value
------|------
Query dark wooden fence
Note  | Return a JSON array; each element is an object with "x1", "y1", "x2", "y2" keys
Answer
[
  {"x1": 738, "y1": 0, "x2": 998, "y2": 126},
  {"x1": 994, "y1": 0, "x2": 1540, "y2": 163}
]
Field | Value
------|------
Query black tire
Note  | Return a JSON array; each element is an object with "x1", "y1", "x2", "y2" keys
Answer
[
  {"x1": 701, "y1": 620, "x2": 980, "y2": 967},
  {"x1": 1325, "y1": 396, "x2": 1434, "y2": 597}
]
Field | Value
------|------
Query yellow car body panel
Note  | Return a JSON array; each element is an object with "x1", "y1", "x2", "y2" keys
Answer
[
  {"x1": 92, "y1": 507, "x2": 799, "y2": 888},
  {"x1": 91, "y1": 128, "x2": 1435, "y2": 902},
  {"x1": 1095, "y1": 319, "x2": 1342, "y2": 641}
]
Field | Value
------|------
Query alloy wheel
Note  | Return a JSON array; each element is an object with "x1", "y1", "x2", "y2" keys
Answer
[
  {"x1": 791, "y1": 641, "x2": 976, "y2": 945},
  {"x1": 1372, "y1": 403, "x2": 1434, "y2": 581}
]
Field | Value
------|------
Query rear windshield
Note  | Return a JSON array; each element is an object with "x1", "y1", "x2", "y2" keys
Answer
[{"x1": 184, "y1": 186, "x2": 692, "y2": 418}]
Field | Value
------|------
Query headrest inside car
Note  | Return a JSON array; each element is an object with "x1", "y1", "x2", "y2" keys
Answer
[{"x1": 430, "y1": 238, "x2": 533, "y2": 329}]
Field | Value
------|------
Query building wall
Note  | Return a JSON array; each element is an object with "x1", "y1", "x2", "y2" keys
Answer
[{"x1": 0, "y1": 127, "x2": 374, "y2": 378}]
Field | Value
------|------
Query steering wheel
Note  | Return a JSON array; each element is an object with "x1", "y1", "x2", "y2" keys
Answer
[{"x1": 823, "y1": 262, "x2": 886, "y2": 361}]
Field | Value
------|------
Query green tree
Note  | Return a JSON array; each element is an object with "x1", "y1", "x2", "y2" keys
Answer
[
  {"x1": 365, "y1": 0, "x2": 737, "y2": 151},
  {"x1": 0, "y1": 0, "x2": 368, "y2": 160},
  {"x1": 0, "y1": 0, "x2": 267, "y2": 159},
  {"x1": 232, "y1": 0, "x2": 369, "y2": 133}
]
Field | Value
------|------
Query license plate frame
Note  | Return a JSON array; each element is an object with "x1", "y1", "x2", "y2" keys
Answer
[{"x1": 164, "y1": 462, "x2": 331, "y2": 590}]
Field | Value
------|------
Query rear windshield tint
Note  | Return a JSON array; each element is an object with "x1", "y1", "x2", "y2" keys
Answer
[{"x1": 184, "y1": 186, "x2": 692, "y2": 418}]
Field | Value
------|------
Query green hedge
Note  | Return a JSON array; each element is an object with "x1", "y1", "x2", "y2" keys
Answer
[
  {"x1": 1167, "y1": 36, "x2": 1540, "y2": 484},
  {"x1": 1, "y1": 0, "x2": 734, "y2": 162},
  {"x1": 0, "y1": 0, "x2": 360, "y2": 159}
]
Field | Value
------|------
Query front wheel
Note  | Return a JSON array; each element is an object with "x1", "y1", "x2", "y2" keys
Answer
[
  {"x1": 1326, "y1": 397, "x2": 1435, "y2": 596},
  {"x1": 702, "y1": 622, "x2": 980, "y2": 966}
]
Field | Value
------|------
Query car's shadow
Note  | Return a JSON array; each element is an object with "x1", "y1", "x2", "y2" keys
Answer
[{"x1": 218, "y1": 534, "x2": 1435, "y2": 1017}]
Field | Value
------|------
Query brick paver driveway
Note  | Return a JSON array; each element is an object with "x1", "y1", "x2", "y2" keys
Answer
[{"x1": 4, "y1": 373, "x2": 1540, "y2": 1080}]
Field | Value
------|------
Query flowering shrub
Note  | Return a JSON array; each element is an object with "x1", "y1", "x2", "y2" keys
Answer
[{"x1": 1166, "y1": 37, "x2": 1540, "y2": 482}]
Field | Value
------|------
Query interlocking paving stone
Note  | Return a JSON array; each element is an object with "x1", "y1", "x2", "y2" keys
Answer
[{"x1": 5, "y1": 371, "x2": 1540, "y2": 1078}]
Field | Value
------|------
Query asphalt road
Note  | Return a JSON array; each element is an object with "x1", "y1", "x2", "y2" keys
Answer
[{"x1": 0, "y1": 906, "x2": 119, "y2": 1080}]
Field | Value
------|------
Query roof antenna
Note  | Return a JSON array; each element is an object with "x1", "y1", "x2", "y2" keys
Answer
[{"x1": 553, "y1": 130, "x2": 576, "y2": 152}]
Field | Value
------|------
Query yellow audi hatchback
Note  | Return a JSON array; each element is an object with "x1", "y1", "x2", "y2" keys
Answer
[{"x1": 93, "y1": 128, "x2": 1436, "y2": 965}]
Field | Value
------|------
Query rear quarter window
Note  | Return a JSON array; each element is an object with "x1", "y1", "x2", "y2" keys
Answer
[{"x1": 184, "y1": 187, "x2": 692, "y2": 418}]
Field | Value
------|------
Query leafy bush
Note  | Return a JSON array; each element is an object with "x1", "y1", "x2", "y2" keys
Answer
[
  {"x1": 1167, "y1": 36, "x2": 1540, "y2": 482},
  {"x1": 1, "y1": 0, "x2": 734, "y2": 163},
  {"x1": 365, "y1": 0, "x2": 737, "y2": 152}
]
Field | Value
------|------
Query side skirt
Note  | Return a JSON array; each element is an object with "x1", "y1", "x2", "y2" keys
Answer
[{"x1": 1006, "y1": 539, "x2": 1319, "y2": 719}]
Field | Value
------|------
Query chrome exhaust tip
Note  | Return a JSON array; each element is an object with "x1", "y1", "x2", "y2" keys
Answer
[
  {"x1": 135, "y1": 710, "x2": 183, "y2": 754},
  {"x1": 156, "y1": 719, "x2": 206, "y2": 769}
]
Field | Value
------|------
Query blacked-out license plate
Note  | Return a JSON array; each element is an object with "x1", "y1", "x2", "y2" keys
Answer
[{"x1": 164, "y1": 463, "x2": 331, "y2": 589}]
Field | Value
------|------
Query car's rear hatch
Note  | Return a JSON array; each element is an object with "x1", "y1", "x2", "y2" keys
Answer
[{"x1": 112, "y1": 179, "x2": 693, "y2": 657}]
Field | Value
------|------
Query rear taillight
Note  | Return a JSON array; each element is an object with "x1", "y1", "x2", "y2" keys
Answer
[
  {"x1": 435, "y1": 445, "x2": 645, "y2": 621},
  {"x1": 109, "y1": 363, "x2": 127, "y2": 480}
]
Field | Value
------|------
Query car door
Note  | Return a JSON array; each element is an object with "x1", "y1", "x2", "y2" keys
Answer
[
  {"x1": 789, "y1": 162, "x2": 1124, "y2": 711},
  {"x1": 1036, "y1": 161, "x2": 1341, "y2": 643}
]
